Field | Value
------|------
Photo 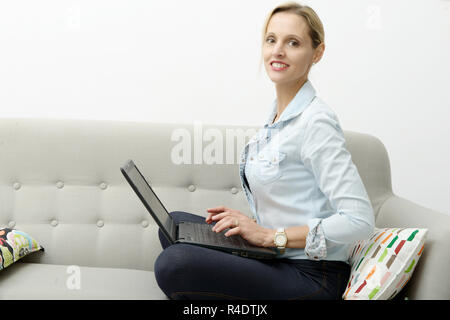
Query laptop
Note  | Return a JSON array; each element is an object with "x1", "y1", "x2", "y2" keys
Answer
[{"x1": 120, "y1": 159, "x2": 278, "y2": 259}]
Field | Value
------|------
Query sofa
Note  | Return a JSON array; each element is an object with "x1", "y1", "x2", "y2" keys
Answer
[{"x1": 0, "y1": 118, "x2": 448, "y2": 300}]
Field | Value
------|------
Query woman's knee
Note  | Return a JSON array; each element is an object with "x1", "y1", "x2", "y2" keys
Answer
[{"x1": 154, "y1": 244, "x2": 197, "y2": 290}]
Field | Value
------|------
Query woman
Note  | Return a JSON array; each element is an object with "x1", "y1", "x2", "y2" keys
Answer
[{"x1": 154, "y1": 1, "x2": 375, "y2": 300}]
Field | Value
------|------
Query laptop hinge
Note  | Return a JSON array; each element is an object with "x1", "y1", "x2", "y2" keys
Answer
[{"x1": 174, "y1": 222, "x2": 180, "y2": 241}]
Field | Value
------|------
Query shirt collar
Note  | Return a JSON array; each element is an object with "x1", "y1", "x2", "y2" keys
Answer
[{"x1": 264, "y1": 79, "x2": 316, "y2": 128}]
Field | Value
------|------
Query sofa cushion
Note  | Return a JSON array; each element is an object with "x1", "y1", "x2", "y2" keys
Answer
[
  {"x1": 0, "y1": 228, "x2": 44, "y2": 271},
  {"x1": 0, "y1": 262, "x2": 167, "y2": 299},
  {"x1": 343, "y1": 227, "x2": 427, "y2": 300}
]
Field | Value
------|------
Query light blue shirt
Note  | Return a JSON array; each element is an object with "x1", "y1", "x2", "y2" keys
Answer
[{"x1": 239, "y1": 80, "x2": 375, "y2": 262}]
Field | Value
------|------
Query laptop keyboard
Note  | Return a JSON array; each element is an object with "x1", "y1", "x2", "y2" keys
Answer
[{"x1": 191, "y1": 223, "x2": 249, "y2": 248}]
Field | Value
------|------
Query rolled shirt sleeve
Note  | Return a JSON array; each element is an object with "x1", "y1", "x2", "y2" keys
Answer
[
  {"x1": 301, "y1": 111, "x2": 375, "y2": 258},
  {"x1": 304, "y1": 219, "x2": 327, "y2": 260}
]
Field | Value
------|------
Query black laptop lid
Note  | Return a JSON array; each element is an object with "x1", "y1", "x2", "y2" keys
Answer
[{"x1": 120, "y1": 160, "x2": 176, "y2": 244}]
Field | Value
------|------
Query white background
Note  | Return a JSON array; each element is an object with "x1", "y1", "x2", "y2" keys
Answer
[{"x1": 0, "y1": 0, "x2": 449, "y2": 216}]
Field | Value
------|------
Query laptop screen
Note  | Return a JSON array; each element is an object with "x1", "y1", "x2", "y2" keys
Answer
[{"x1": 121, "y1": 160, "x2": 175, "y2": 243}]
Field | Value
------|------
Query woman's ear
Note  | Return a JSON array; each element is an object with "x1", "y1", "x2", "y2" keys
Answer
[{"x1": 313, "y1": 43, "x2": 325, "y2": 64}]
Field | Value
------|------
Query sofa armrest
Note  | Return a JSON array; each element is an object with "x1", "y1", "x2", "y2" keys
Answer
[{"x1": 376, "y1": 195, "x2": 450, "y2": 300}]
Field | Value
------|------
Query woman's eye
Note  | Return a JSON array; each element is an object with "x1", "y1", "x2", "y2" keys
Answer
[{"x1": 265, "y1": 38, "x2": 299, "y2": 47}]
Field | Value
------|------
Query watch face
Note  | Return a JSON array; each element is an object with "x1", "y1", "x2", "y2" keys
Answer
[{"x1": 275, "y1": 234, "x2": 286, "y2": 246}]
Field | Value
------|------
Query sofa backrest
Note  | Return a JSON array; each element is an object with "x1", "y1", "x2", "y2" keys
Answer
[{"x1": 0, "y1": 118, "x2": 393, "y2": 271}]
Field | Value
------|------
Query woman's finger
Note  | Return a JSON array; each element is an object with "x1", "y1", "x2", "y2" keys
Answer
[
  {"x1": 213, "y1": 216, "x2": 239, "y2": 233},
  {"x1": 225, "y1": 227, "x2": 241, "y2": 237},
  {"x1": 205, "y1": 210, "x2": 227, "y2": 224},
  {"x1": 210, "y1": 211, "x2": 232, "y2": 222},
  {"x1": 206, "y1": 206, "x2": 228, "y2": 213},
  {"x1": 211, "y1": 218, "x2": 226, "y2": 232},
  {"x1": 205, "y1": 213, "x2": 214, "y2": 223},
  {"x1": 205, "y1": 206, "x2": 230, "y2": 223}
]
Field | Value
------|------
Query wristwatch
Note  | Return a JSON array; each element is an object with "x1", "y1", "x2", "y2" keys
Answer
[{"x1": 274, "y1": 228, "x2": 287, "y2": 254}]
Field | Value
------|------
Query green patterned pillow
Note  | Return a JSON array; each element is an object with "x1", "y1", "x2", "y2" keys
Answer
[
  {"x1": 343, "y1": 227, "x2": 427, "y2": 300},
  {"x1": 0, "y1": 228, "x2": 44, "y2": 271}
]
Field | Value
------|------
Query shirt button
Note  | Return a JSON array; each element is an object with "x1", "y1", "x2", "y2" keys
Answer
[
  {"x1": 187, "y1": 184, "x2": 196, "y2": 192},
  {"x1": 250, "y1": 157, "x2": 254, "y2": 161},
  {"x1": 56, "y1": 181, "x2": 64, "y2": 189},
  {"x1": 141, "y1": 220, "x2": 149, "y2": 228},
  {"x1": 230, "y1": 187, "x2": 238, "y2": 194},
  {"x1": 13, "y1": 182, "x2": 21, "y2": 190},
  {"x1": 99, "y1": 182, "x2": 108, "y2": 190},
  {"x1": 50, "y1": 220, "x2": 58, "y2": 227},
  {"x1": 97, "y1": 220, "x2": 104, "y2": 228},
  {"x1": 8, "y1": 221, "x2": 16, "y2": 228}
]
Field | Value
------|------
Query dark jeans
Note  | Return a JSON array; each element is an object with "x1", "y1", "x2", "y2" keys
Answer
[{"x1": 154, "y1": 211, "x2": 350, "y2": 300}]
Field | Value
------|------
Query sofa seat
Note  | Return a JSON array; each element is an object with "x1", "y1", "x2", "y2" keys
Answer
[{"x1": 0, "y1": 262, "x2": 167, "y2": 300}]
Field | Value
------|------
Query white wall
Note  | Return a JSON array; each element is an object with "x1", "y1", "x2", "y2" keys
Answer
[{"x1": 0, "y1": 0, "x2": 449, "y2": 216}]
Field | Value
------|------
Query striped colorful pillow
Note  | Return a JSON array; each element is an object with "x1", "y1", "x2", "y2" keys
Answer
[{"x1": 343, "y1": 227, "x2": 427, "y2": 300}]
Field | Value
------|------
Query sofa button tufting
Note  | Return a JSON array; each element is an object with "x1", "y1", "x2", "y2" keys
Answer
[
  {"x1": 56, "y1": 181, "x2": 64, "y2": 189},
  {"x1": 50, "y1": 220, "x2": 58, "y2": 227},
  {"x1": 8, "y1": 221, "x2": 16, "y2": 228},
  {"x1": 97, "y1": 220, "x2": 104, "y2": 228},
  {"x1": 141, "y1": 220, "x2": 149, "y2": 228},
  {"x1": 99, "y1": 182, "x2": 108, "y2": 190},
  {"x1": 187, "y1": 184, "x2": 196, "y2": 192},
  {"x1": 230, "y1": 187, "x2": 238, "y2": 194},
  {"x1": 13, "y1": 182, "x2": 21, "y2": 190}
]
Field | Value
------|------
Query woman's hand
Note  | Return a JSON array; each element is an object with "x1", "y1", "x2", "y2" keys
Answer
[{"x1": 205, "y1": 206, "x2": 275, "y2": 248}]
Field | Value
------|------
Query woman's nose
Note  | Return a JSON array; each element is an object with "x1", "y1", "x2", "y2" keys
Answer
[{"x1": 273, "y1": 44, "x2": 285, "y2": 57}]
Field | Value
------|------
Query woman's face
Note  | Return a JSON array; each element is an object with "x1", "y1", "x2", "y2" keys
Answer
[{"x1": 263, "y1": 12, "x2": 322, "y2": 86}]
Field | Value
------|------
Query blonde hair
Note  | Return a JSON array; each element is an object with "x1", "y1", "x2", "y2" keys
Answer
[{"x1": 259, "y1": 2, "x2": 325, "y2": 71}]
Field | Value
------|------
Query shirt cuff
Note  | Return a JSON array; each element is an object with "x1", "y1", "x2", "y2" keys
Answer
[{"x1": 305, "y1": 218, "x2": 327, "y2": 261}]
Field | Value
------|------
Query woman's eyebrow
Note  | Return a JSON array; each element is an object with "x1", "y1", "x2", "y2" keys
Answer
[{"x1": 266, "y1": 32, "x2": 304, "y2": 41}]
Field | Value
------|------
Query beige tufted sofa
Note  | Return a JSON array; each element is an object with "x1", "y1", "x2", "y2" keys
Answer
[{"x1": 0, "y1": 118, "x2": 449, "y2": 300}]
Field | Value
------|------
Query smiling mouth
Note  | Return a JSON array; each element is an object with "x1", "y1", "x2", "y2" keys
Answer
[
  {"x1": 271, "y1": 62, "x2": 289, "y2": 68},
  {"x1": 271, "y1": 62, "x2": 289, "y2": 71}
]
